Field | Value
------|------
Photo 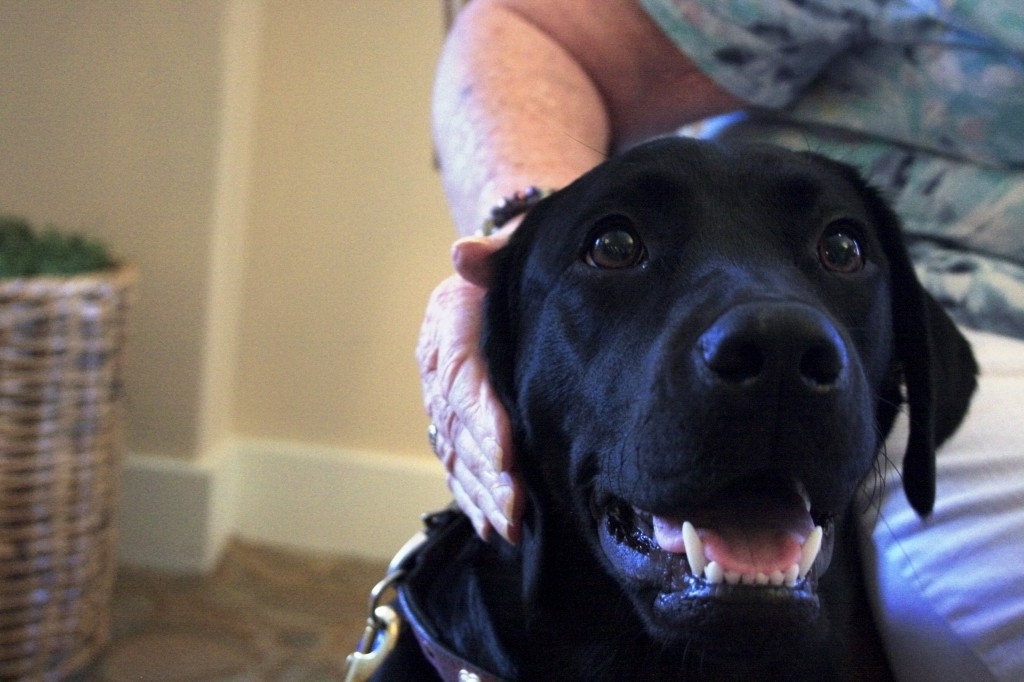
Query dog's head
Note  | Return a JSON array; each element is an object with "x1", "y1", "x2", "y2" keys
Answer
[{"x1": 483, "y1": 138, "x2": 976, "y2": 655}]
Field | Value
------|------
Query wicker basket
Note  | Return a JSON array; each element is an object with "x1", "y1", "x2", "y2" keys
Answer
[{"x1": 0, "y1": 265, "x2": 135, "y2": 680}]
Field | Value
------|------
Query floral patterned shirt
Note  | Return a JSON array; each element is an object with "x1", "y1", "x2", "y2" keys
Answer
[{"x1": 640, "y1": 0, "x2": 1024, "y2": 337}]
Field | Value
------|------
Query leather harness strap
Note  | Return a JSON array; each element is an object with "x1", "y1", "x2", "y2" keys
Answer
[
  {"x1": 399, "y1": 587, "x2": 507, "y2": 682},
  {"x1": 395, "y1": 509, "x2": 512, "y2": 682}
]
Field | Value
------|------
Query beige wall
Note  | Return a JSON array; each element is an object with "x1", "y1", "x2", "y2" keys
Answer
[
  {"x1": 1, "y1": 1, "x2": 455, "y2": 462},
  {"x1": 236, "y1": 1, "x2": 454, "y2": 455}
]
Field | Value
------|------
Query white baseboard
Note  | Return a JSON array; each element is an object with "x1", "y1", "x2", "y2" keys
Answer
[{"x1": 118, "y1": 439, "x2": 451, "y2": 573}]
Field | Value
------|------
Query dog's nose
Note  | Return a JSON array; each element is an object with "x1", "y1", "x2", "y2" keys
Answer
[{"x1": 699, "y1": 302, "x2": 847, "y2": 391}]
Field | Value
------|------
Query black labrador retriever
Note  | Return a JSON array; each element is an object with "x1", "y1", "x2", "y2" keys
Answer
[{"x1": 374, "y1": 138, "x2": 977, "y2": 681}]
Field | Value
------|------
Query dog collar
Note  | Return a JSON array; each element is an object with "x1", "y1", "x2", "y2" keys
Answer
[
  {"x1": 399, "y1": 585, "x2": 508, "y2": 682},
  {"x1": 395, "y1": 509, "x2": 510, "y2": 682},
  {"x1": 344, "y1": 508, "x2": 511, "y2": 682}
]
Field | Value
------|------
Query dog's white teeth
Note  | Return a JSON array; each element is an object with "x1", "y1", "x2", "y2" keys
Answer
[
  {"x1": 699, "y1": 526, "x2": 822, "y2": 588},
  {"x1": 785, "y1": 564, "x2": 800, "y2": 587},
  {"x1": 681, "y1": 521, "x2": 706, "y2": 577},
  {"x1": 685, "y1": 522, "x2": 824, "y2": 587},
  {"x1": 704, "y1": 561, "x2": 724, "y2": 585},
  {"x1": 798, "y1": 525, "x2": 823, "y2": 579}
]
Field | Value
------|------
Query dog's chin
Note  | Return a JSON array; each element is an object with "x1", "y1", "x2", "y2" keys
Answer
[{"x1": 593, "y1": 478, "x2": 837, "y2": 653}]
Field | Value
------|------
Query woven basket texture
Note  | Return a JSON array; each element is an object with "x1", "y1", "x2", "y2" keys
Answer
[{"x1": 0, "y1": 265, "x2": 135, "y2": 680}]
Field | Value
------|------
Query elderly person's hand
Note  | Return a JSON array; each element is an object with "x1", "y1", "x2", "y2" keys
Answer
[{"x1": 417, "y1": 229, "x2": 524, "y2": 543}]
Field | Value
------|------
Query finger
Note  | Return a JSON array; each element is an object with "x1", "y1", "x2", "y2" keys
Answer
[
  {"x1": 451, "y1": 223, "x2": 516, "y2": 288},
  {"x1": 428, "y1": 281, "x2": 511, "y2": 471},
  {"x1": 442, "y1": 421, "x2": 511, "y2": 542},
  {"x1": 492, "y1": 470, "x2": 522, "y2": 544},
  {"x1": 416, "y1": 275, "x2": 481, "y2": 433},
  {"x1": 415, "y1": 277, "x2": 459, "y2": 404},
  {"x1": 418, "y1": 272, "x2": 515, "y2": 472},
  {"x1": 437, "y1": 390, "x2": 522, "y2": 544},
  {"x1": 439, "y1": 404, "x2": 521, "y2": 544},
  {"x1": 441, "y1": 341, "x2": 513, "y2": 476},
  {"x1": 432, "y1": 385, "x2": 521, "y2": 544},
  {"x1": 501, "y1": 470, "x2": 525, "y2": 545},
  {"x1": 451, "y1": 411, "x2": 509, "y2": 509},
  {"x1": 451, "y1": 451, "x2": 514, "y2": 543},
  {"x1": 447, "y1": 473, "x2": 492, "y2": 541}
]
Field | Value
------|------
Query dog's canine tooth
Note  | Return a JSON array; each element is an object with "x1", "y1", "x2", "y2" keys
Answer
[
  {"x1": 798, "y1": 526, "x2": 824, "y2": 579},
  {"x1": 705, "y1": 561, "x2": 724, "y2": 584},
  {"x1": 681, "y1": 521, "x2": 706, "y2": 577}
]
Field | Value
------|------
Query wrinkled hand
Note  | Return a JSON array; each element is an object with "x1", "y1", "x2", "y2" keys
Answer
[{"x1": 417, "y1": 231, "x2": 524, "y2": 543}]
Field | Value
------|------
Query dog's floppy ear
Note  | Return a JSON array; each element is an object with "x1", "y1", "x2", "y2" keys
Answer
[
  {"x1": 481, "y1": 194, "x2": 562, "y2": 404},
  {"x1": 802, "y1": 152, "x2": 978, "y2": 516},
  {"x1": 864, "y1": 186, "x2": 978, "y2": 517},
  {"x1": 481, "y1": 244, "x2": 521, "y2": 414},
  {"x1": 481, "y1": 214, "x2": 570, "y2": 612},
  {"x1": 481, "y1": 232, "x2": 548, "y2": 607}
]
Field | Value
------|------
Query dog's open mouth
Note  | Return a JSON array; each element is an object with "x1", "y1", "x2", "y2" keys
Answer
[{"x1": 595, "y1": 477, "x2": 836, "y2": 619}]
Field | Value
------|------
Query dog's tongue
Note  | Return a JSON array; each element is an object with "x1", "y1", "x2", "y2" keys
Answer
[{"x1": 652, "y1": 486, "x2": 814, "y2": 576}]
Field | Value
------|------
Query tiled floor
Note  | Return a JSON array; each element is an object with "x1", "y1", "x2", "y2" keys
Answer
[{"x1": 86, "y1": 540, "x2": 389, "y2": 681}]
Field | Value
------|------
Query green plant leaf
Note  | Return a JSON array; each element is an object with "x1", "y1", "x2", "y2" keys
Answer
[{"x1": 0, "y1": 215, "x2": 114, "y2": 277}]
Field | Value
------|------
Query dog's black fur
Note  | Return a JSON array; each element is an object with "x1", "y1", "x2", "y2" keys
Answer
[{"x1": 376, "y1": 138, "x2": 977, "y2": 681}]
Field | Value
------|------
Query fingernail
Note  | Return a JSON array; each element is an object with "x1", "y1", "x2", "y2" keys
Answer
[
  {"x1": 452, "y1": 234, "x2": 488, "y2": 252},
  {"x1": 451, "y1": 236, "x2": 488, "y2": 269},
  {"x1": 488, "y1": 506, "x2": 514, "y2": 544},
  {"x1": 485, "y1": 437, "x2": 505, "y2": 471},
  {"x1": 464, "y1": 505, "x2": 488, "y2": 540},
  {"x1": 496, "y1": 472, "x2": 516, "y2": 517}
]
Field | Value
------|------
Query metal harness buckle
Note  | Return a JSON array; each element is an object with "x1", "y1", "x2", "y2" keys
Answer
[
  {"x1": 342, "y1": 575, "x2": 402, "y2": 682},
  {"x1": 342, "y1": 526, "x2": 432, "y2": 682}
]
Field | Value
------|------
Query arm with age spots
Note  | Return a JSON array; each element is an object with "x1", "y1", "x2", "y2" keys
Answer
[{"x1": 422, "y1": 0, "x2": 743, "y2": 542}]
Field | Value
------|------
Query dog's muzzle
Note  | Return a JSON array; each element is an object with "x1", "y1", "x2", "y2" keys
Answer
[
  {"x1": 595, "y1": 476, "x2": 836, "y2": 635},
  {"x1": 590, "y1": 302, "x2": 855, "y2": 637}
]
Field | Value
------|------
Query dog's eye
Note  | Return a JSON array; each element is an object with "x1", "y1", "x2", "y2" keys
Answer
[
  {"x1": 585, "y1": 218, "x2": 644, "y2": 269},
  {"x1": 818, "y1": 225, "x2": 864, "y2": 274}
]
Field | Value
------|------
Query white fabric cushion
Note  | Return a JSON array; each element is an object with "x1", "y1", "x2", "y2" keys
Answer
[{"x1": 860, "y1": 329, "x2": 1024, "y2": 681}]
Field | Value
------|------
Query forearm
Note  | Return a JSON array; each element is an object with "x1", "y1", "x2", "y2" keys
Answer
[
  {"x1": 432, "y1": 0, "x2": 745, "y2": 238},
  {"x1": 432, "y1": 1, "x2": 608, "y2": 237}
]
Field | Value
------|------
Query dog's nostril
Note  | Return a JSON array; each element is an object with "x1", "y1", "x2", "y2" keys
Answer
[
  {"x1": 704, "y1": 339, "x2": 765, "y2": 383},
  {"x1": 800, "y1": 344, "x2": 844, "y2": 387}
]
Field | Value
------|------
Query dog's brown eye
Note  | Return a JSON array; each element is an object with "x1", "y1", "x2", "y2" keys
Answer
[
  {"x1": 818, "y1": 228, "x2": 864, "y2": 274},
  {"x1": 585, "y1": 221, "x2": 644, "y2": 269}
]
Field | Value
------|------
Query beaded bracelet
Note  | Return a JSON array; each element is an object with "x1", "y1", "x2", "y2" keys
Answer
[{"x1": 480, "y1": 186, "x2": 557, "y2": 236}]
